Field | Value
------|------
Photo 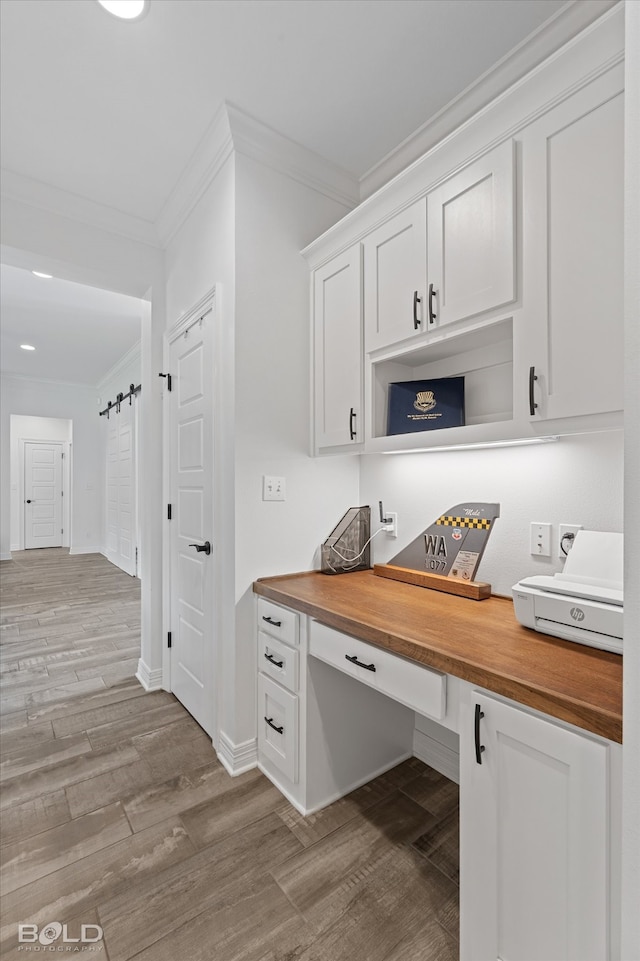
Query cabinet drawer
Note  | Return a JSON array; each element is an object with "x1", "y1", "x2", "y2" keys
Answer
[
  {"x1": 309, "y1": 620, "x2": 446, "y2": 720},
  {"x1": 257, "y1": 598, "x2": 299, "y2": 646},
  {"x1": 258, "y1": 631, "x2": 299, "y2": 693},
  {"x1": 257, "y1": 674, "x2": 298, "y2": 783}
]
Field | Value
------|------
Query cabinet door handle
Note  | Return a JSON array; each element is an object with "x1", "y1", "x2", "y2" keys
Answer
[
  {"x1": 264, "y1": 716, "x2": 284, "y2": 734},
  {"x1": 349, "y1": 407, "x2": 357, "y2": 441},
  {"x1": 345, "y1": 654, "x2": 376, "y2": 672},
  {"x1": 529, "y1": 366, "x2": 539, "y2": 416},
  {"x1": 428, "y1": 283, "x2": 437, "y2": 324},
  {"x1": 413, "y1": 290, "x2": 422, "y2": 329},
  {"x1": 264, "y1": 652, "x2": 284, "y2": 668},
  {"x1": 474, "y1": 703, "x2": 486, "y2": 764},
  {"x1": 262, "y1": 615, "x2": 282, "y2": 627}
]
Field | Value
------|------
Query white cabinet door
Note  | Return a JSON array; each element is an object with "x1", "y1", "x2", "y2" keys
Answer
[
  {"x1": 460, "y1": 691, "x2": 611, "y2": 961},
  {"x1": 427, "y1": 140, "x2": 515, "y2": 330},
  {"x1": 363, "y1": 198, "x2": 427, "y2": 351},
  {"x1": 313, "y1": 244, "x2": 363, "y2": 451},
  {"x1": 522, "y1": 69, "x2": 624, "y2": 422}
]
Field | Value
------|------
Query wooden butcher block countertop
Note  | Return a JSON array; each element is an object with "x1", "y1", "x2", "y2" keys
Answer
[{"x1": 253, "y1": 570, "x2": 622, "y2": 743}]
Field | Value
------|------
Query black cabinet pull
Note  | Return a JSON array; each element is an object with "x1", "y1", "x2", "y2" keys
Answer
[
  {"x1": 349, "y1": 407, "x2": 357, "y2": 441},
  {"x1": 262, "y1": 615, "x2": 282, "y2": 627},
  {"x1": 26, "y1": 499, "x2": 33, "y2": 504},
  {"x1": 188, "y1": 541, "x2": 211, "y2": 555},
  {"x1": 264, "y1": 652, "x2": 284, "y2": 668},
  {"x1": 413, "y1": 290, "x2": 422, "y2": 329},
  {"x1": 345, "y1": 654, "x2": 376, "y2": 672},
  {"x1": 529, "y1": 366, "x2": 538, "y2": 416},
  {"x1": 475, "y1": 703, "x2": 486, "y2": 764},
  {"x1": 428, "y1": 283, "x2": 437, "y2": 324},
  {"x1": 264, "y1": 716, "x2": 284, "y2": 734}
]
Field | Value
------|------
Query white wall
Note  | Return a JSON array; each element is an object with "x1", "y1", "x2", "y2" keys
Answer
[
  {"x1": 1, "y1": 377, "x2": 102, "y2": 555},
  {"x1": 622, "y1": 0, "x2": 640, "y2": 953},
  {"x1": 9, "y1": 414, "x2": 72, "y2": 550},
  {"x1": 360, "y1": 430, "x2": 624, "y2": 597},
  {"x1": 233, "y1": 152, "x2": 360, "y2": 748}
]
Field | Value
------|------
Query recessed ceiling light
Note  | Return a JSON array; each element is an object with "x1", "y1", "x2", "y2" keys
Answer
[
  {"x1": 20, "y1": 344, "x2": 36, "y2": 351},
  {"x1": 32, "y1": 271, "x2": 53, "y2": 279},
  {"x1": 97, "y1": 0, "x2": 149, "y2": 20}
]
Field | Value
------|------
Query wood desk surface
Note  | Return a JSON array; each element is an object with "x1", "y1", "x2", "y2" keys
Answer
[{"x1": 254, "y1": 570, "x2": 622, "y2": 743}]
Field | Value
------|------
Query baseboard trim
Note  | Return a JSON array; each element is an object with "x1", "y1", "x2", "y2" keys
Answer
[
  {"x1": 135, "y1": 659, "x2": 163, "y2": 692},
  {"x1": 217, "y1": 730, "x2": 258, "y2": 776},
  {"x1": 69, "y1": 546, "x2": 104, "y2": 556},
  {"x1": 0, "y1": 552, "x2": 12, "y2": 561},
  {"x1": 413, "y1": 728, "x2": 460, "y2": 784}
]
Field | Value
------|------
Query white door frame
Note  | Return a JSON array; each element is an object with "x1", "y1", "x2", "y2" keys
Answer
[
  {"x1": 162, "y1": 286, "x2": 223, "y2": 747},
  {"x1": 19, "y1": 438, "x2": 71, "y2": 550}
]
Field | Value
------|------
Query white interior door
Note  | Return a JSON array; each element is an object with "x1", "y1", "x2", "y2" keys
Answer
[
  {"x1": 24, "y1": 442, "x2": 63, "y2": 549},
  {"x1": 106, "y1": 399, "x2": 138, "y2": 576},
  {"x1": 168, "y1": 306, "x2": 215, "y2": 737}
]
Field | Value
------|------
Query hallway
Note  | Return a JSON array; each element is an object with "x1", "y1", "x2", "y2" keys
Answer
[{"x1": 0, "y1": 550, "x2": 459, "y2": 961}]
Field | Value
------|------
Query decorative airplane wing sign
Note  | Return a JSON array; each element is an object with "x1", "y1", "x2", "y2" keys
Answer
[{"x1": 387, "y1": 502, "x2": 500, "y2": 582}]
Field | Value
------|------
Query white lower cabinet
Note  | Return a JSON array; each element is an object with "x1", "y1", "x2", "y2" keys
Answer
[
  {"x1": 257, "y1": 673, "x2": 298, "y2": 784},
  {"x1": 460, "y1": 689, "x2": 620, "y2": 961}
]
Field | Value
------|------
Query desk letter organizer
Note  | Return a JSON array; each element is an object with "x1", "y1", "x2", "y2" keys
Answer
[{"x1": 321, "y1": 506, "x2": 371, "y2": 574}]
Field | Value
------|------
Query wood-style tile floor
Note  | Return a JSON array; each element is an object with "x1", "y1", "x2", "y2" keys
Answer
[{"x1": 0, "y1": 549, "x2": 459, "y2": 961}]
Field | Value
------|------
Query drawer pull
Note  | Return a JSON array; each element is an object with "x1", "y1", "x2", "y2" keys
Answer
[
  {"x1": 345, "y1": 654, "x2": 376, "y2": 672},
  {"x1": 265, "y1": 716, "x2": 284, "y2": 734},
  {"x1": 474, "y1": 703, "x2": 486, "y2": 764},
  {"x1": 264, "y1": 652, "x2": 284, "y2": 668},
  {"x1": 262, "y1": 615, "x2": 282, "y2": 627}
]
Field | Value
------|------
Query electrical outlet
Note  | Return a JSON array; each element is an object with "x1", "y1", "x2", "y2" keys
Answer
[
  {"x1": 262, "y1": 475, "x2": 286, "y2": 501},
  {"x1": 385, "y1": 512, "x2": 398, "y2": 538},
  {"x1": 558, "y1": 523, "x2": 583, "y2": 558},
  {"x1": 530, "y1": 522, "x2": 552, "y2": 557}
]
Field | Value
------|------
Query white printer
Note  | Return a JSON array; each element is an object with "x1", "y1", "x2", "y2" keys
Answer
[{"x1": 512, "y1": 530, "x2": 623, "y2": 655}]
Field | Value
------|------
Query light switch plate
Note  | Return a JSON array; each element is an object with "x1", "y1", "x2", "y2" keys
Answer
[{"x1": 263, "y1": 475, "x2": 286, "y2": 501}]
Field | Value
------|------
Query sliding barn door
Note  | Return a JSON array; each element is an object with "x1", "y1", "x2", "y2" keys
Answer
[{"x1": 106, "y1": 399, "x2": 138, "y2": 576}]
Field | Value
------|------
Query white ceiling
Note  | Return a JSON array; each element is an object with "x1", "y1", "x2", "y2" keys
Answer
[
  {"x1": 0, "y1": 265, "x2": 142, "y2": 385},
  {"x1": 0, "y1": 0, "x2": 613, "y2": 384}
]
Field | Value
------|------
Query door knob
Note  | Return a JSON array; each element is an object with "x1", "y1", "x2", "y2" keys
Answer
[{"x1": 188, "y1": 541, "x2": 211, "y2": 555}]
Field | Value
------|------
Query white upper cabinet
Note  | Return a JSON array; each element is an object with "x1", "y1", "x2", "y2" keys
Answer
[
  {"x1": 427, "y1": 140, "x2": 516, "y2": 331},
  {"x1": 313, "y1": 244, "x2": 363, "y2": 452},
  {"x1": 363, "y1": 198, "x2": 427, "y2": 352},
  {"x1": 522, "y1": 69, "x2": 624, "y2": 424}
]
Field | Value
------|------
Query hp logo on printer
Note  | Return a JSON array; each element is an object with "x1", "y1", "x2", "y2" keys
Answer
[{"x1": 570, "y1": 606, "x2": 586, "y2": 622}]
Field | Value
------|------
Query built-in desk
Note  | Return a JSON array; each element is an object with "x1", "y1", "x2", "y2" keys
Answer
[
  {"x1": 253, "y1": 570, "x2": 622, "y2": 959},
  {"x1": 254, "y1": 569, "x2": 622, "y2": 742}
]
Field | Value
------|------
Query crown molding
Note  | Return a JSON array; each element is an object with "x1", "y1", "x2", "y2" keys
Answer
[
  {"x1": 0, "y1": 169, "x2": 161, "y2": 248},
  {"x1": 0, "y1": 372, "x2": 99, "y2": 391},
  {"x1": 155, "y1": 104, "x2": 235, "y2": 248},
  {"x1": 96, "y1": 340, "x2": 142, "y2": 393},
  {"x1": 360, "y1": 0, "x2": 619, "y2": 198},
  {"x1": 156, "y1": 102, "x2": 360, "y2": 248}
]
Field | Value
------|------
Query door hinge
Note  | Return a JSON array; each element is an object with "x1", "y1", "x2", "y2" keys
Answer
[
  {"x1": 167, "y1": 631, "x2": 172, "y2": 649},
  {"x1": 159, "y1": 372, "x2": 172, "y2": 392},
  {"x1": 167, "y1": 504, "x2": 172, "y2": 520}
]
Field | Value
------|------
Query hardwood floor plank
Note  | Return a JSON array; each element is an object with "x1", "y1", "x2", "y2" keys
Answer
[
  {"x1": 85, "y1": 701, "x2": 186, "y2": 752},
  {"x1": 65, "y1": 759, "x2": 158, "y2": 818},
  {"x1": 0, "y1": 816, "x2": 195, "y2": 952},
  {"x1": 51, "y1": 690, "x2": 177, "y2": 738},
  {"x1": 131, "y1": 717, "x2": 218, "y2": 779},
  {"x1": 123, "y1": 759, "x2": 233, "y2": 833},
  {"x1": 400, "y1": 765, "x2": 460, "y2": 819},
  {"x1": 179, "y1": 769, "x2": 287, "y2": 849},
  {"x1": 25, "y1": 677, "x2": 149, "y2": 724},
  {"x1": 1, "y1": 802, "x2": 132, "y2": 896},
  {"x1": 271, "y1": 791, "x2": 437, "y2": 918},
  {"x1": 0, "y1": 742, "x2": 141, "y2": 810},
  {"x1": 0, "y1": 790, "x2": 71, "y2": 848},
  {"x1": 412, "y1": 806, "x2": 460, "y2": 885},
  {"x1": 0, "y1": 719, "x2": 55, "y2": 758},
  {"x1": 118, "y1": 874, "x2": 301, "y2": 961},
  {"x1": 0, "y1": 732, "x2": 92, "y2": 782},
  {"x1": 99, "y1": 811, "x2": 304, "y2": 961}
]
